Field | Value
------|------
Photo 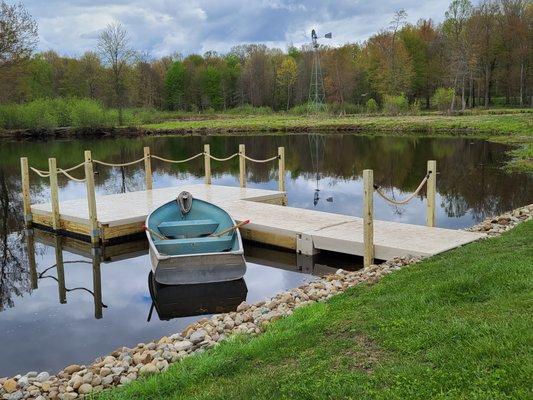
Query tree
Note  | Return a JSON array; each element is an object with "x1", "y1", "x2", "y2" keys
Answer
[
  {"x1": 165, "y1": 60, "x2": 186, "y2": 110},
  {"x1": 0, "y1": 1, "x2": 37, "y2": 69},
  {"x1": 276, "y1": 56, "x2": 297, "y2": 110},
  {"x1": 97, "y1": 22, "x2": 135, "y2": 125},
  {"x1": 443, "y1": 0, "x2": 473, "y2": 110}
]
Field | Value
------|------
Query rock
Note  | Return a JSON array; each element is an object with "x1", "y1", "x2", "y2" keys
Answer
[
  {"x1": 101, "y1": 376, "x2": 113, "y2": 387},
  {"x1": 189, "y1": 330, "x2": 206, "y2": 344},
  {"x1": 77, "y1": 383, "x2": 92, "y2": 395},
  {"x1": 16, "y1": 376, "x2": 28, "y2": 388},
  {"x1": 236, "y1": 301, "x2": 248, "y2": 312},
  {"x1": 99, "y1": 367, "x2": 111, "y2": 377},
  {"x1": 3, "y1": 390, "x2": 23, "y2": 400},
  {"x1": 41, "y1": 382, "x2": 52, "y2": 392},
  {"x1": 139, "y1": 364, "x2": 158, "y2": 376},
  {"x1": 102, "y1": 356, "x2": 116, "y2": 365},
  {"x1": 35, "y1": 372, "x2": 49, "y2": 382},
  {"x1": 26, "y1": 372, "x2": 38, "y2": 378},
  {"x1": 69, "y1": 376, "x2": 83, "y2": 390},
  {"x1": 119, "y1": 376, "x2": 131, "y2": 385},
  {"x1": 63, "y1": 365, "x2": 82, "y2": 375},
  {"x1": 2, "y1": 379, "x2": 17, "y2": 393}
]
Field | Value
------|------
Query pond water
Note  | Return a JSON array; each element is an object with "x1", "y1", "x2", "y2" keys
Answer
[{"x1": 0, "y1": 133, "x2": 531, "y2": 377}]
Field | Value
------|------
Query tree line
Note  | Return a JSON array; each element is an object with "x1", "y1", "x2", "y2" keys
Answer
[{"x1": 0, "y1": 0, "x2": 531, "y2": 115}]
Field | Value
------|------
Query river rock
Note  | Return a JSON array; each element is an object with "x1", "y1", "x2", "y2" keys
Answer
[
  {"x1": 35, "y1": 372, "x2": 49, "y2": 382},
  {"x1": 189, "y1": 330, "x2": 206, "y2": 344},
  {"x1": 139, "y1": 364, "x2": 158, "y2": 376},
  {"x1": 3, "y1": 390, "x2": 23, "y2": 400},
  {"x1": 63, "y1": 365, "x2": 82, "y2": 375},
  {"x1": 2, "y1": 379, "x2": 17, "y2": 393},
  {"x1": 77, "y1": 383, "x2": 92, "y2": 395}
]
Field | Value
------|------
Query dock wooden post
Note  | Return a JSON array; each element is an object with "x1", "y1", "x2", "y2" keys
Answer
[
  {"x1": 239, "y1": 144, "x2": 246, "y2": 188},
  {"x1": 25, "y1": 229, "x2": 38, "y2": 289},
  {"x1": 92, "y1": 249, "x2": 103, "y2": 319},
  {"x1": 143, "y1": 146, "x2": 152, "y2": 190},
  {"x1": 48, "y1": 158, "x2": 60, "y2": 231},
  {"x1": 363, "y1": 169, "x2": 374, "y2": 268},
  {"x1": 55, "y1": 235, "x2": 67, "y2": 304},
  {"x1": 204, "y1": 144, "x2": 212, "y2": 184},
  {"x1": 278, "y1": 146, "x2": 285, "y2": 192},
  {"x1": 84, "y1": 150, "x2": 99, "y2": 245},
  {"x1": 20, "y1": 157, "x2": 32, "y2": 227},
  {"x1": 426, "y1": 160, "x2": 437, "y2": 227}
]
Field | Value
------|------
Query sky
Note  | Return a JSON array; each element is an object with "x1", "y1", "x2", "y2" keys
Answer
[{"x1": 18, "y1": 0, "x2": 452, "y2": 58}]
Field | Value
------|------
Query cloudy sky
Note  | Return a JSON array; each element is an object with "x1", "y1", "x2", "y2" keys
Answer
[{"x1": 19, "y1": 0, "x2": 452, "y2": 58}]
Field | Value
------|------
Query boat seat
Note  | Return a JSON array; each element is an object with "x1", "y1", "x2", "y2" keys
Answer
[
  {"x1": 157, "y1": 219, "x2": 219, "y2": 238},
  {"x1": 154, "y1": 236, "x2": 233, "y2": 255}
]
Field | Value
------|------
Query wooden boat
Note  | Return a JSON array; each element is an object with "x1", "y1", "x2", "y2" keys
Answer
[
  {"x1": 145, "y1": 192, "x2": 246, "y2": 285},
  {"x1": 147, "y1": 272, "x2": 248, "y2": 320}
]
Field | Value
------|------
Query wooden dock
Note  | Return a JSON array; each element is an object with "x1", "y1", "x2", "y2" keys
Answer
[{"x1": 30, "y1": 184, "x2": 484, "y2": 259}]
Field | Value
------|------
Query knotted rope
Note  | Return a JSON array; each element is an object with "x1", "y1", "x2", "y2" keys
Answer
[
  {"x1": 374, "y1": 173, "x2": 431, "y2": 205},
  {"x1": 29, "y1": 167, "x2": 51, "y2": 178}
]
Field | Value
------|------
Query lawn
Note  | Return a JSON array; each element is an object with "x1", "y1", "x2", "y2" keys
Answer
[{"x1": 96, "y1": 221, "x2": 533, "y2": 400}]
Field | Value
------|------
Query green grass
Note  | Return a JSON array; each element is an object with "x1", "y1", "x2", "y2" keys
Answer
[
  {"x1": 144, "y1": 113, "x2": 533, "y2": 137},
  {"x1": 96, "y1": 221, "x2": 533, "y2": 400}
]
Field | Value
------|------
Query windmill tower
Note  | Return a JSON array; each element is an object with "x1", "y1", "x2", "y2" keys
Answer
[{"x1": 308, "y1": 29, "x2": 332, "y2": 113}]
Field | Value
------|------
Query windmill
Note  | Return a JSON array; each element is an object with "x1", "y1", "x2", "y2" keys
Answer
[{"x1": 308, "y1": 29, "x2": 332, "y2": 113}]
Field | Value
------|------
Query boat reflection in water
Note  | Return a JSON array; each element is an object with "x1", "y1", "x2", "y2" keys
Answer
[{"x1": 147, "y1": 271, "x2": 248, "y2": 321}]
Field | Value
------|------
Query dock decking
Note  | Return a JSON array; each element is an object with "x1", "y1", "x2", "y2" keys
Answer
[{"x1": 30, "y1": 184, "x2": 484, "y2": 259}]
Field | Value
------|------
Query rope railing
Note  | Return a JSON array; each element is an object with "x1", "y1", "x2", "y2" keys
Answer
[
  {"x1": 207, "y1": 152, "x2": 239, "y2": 162},
  {"x1": 362, "y1": 161, "x2": 437, "y2": 269},
  {"x1": 58, "y1": 168, "x2": 86, "y2": 183},
  {"x1": 93, "y1": 156, "x2": 147, "y2": 167},
  {"x1": 242, "y1": 154, "x2": 280, "y2": 163},
  {"x1": 373, "y1": 172, "x2": 430, "y2": 205},
  {"x1": 151, "y1": 153, "x2": 204, "y2": 164},
  {"x1": 29, "y1": 167, "x2": 51, "y2": 178}
]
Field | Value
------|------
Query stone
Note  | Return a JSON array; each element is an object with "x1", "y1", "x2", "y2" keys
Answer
[
  {"x1": 99, "y1": 367, "x2": 111, "y2": 377},
  {"x1": 63, "y1": 365, "x2": 82, "y2": 375},
  {"x1": 41, "y1": 382, "x2": 52, "y2": 392},
  {"x1": 69, "y1": 376, "x2": 83, "y2": 390},
  {"x1": 2, "y1": 379, "x2": 17, "y2": 393},
  {"x1": 3, "y1": 390, "x2": 23, "y2": 400},
  {"x1": 101, "y1": 376, "x2": 114, "y2": 386},
  {"x1": 119, "y1": 376, "x2": 131, "y2": 385},
  {"x1": 189, "y1": 330, "x2": 206, "y2": 344},
  {"x1": 35, "y1": 372, "x2": 49, "y2": 382},
  {"x1": 77, "y1": 383, "x2": 93, "y2": 395},
  {"x1": 16, "y1": 376, "x2": 28, "y2": 388},
  {"x1": 139, "y1": 364, "x2": 158, "y2": 376},
  {"x1": 102, "y1": 356, "x2": 116, "y2": 365}
]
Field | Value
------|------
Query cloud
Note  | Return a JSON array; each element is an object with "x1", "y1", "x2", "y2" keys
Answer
[{"x1": 19, "y1": 0, "x2": 452, "y2": 57}]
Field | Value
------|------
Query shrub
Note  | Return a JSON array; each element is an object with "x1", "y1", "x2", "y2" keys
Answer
[
  {"x1": 366, "y1": 98, "x2": 379, "y2": 113},
  {"x1": 224, "y1": 104, "x2": 273, "y2": 115},
  {"x1": 382, "y1": 94, "x2": 409, "y2": 116},
  {"x1": 432, "y1": 88, "x2": 455, "y2": 114},
  {"x1": 410, "y1": 99, "x2": 422, "y2": 115},
  {"x1": 327, "y1": 102, "x2": 364, "y2": 115}
]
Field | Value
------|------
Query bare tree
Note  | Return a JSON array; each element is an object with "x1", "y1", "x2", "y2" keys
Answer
[
  {"x1": 0, "y1": 1, "x2": 38, "y2": 69},
  {"x1": 97, "y1": 22, "x2": 135, "y2": 125}
]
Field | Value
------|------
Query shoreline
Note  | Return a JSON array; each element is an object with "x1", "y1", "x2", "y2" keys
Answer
[{"x1": 1, "y1": 205, "x2": 531, "y2": 400}]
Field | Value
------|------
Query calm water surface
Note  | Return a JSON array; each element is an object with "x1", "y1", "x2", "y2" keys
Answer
[{"x1": 0, "y1": 133, "x2": 531, "y2": 376}]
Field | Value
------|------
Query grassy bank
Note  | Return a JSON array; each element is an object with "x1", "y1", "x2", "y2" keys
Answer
[{"x1": 97, "y1": 221, "x2": 533, "y2": 400}]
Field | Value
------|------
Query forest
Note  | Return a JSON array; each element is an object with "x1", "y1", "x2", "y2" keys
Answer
[{"x1": 0, "y1": 0, "x2": 531, "y2": 130}]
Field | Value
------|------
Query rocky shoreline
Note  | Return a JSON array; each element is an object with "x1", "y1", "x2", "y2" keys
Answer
[{"x1": 1, "y1": 205, "x2": 531, "y2": 400}]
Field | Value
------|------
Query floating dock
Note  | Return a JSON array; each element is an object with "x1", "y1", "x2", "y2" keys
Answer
[{"x1": 30, "y1": 184, "x2": 484, "y2": 259}]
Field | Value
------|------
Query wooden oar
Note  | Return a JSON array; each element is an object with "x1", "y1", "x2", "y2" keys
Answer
[
  {"x1": 210, "y1": 220, "x2": 250, "y2": 237},
  {"x1": 143, "y1": 225, "x2": 168, "y2": 241}
]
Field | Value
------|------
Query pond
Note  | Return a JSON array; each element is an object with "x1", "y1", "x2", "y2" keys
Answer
[{"x1": 0, "y1": 133, "x2": 531, "y2": 377}]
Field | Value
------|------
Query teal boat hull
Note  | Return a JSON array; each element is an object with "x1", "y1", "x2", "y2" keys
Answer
[{"x1": 146, "y1": 196, "x2": 246, "y2": 285}]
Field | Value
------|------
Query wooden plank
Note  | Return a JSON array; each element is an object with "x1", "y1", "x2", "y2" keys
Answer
[
  {"x1": 144, "y1": 147, "x2": 153, "y2": 190},
  {"x1": 426, "y1": 160, "x2": 437, "y2": 227},
  {"x1": 363, "y1": 169, "x2": 374, "y2": 268},
  {"x1": 48, "y1": 158, "x2": 60, "y2": 230},
  {"x1": 20, "y1": 157, "x2": 32, "y2": 227}
]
